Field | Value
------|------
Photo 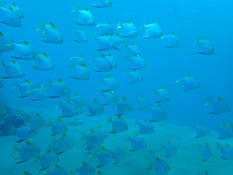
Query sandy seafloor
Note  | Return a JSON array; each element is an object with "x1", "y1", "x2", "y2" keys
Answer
[{"x1": 0, "y1": 111, "x2": 233, "y2": 175}]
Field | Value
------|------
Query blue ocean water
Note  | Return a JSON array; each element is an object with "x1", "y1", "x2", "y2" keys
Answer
[{"x1": 0, "y1": 0, "x2": 232, "y2": 175}]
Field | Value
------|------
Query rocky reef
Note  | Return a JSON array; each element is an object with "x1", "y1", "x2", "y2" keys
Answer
[{"x1": 0, "y1": 101, "x2": 31, "y2": 136}]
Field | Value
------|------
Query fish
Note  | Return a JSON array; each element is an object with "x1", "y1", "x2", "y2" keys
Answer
[
  {"x1": 220, "y1": 144, "x2": 233, "y2": 160},
  {"x1": 144, "y1": 151, "x2": 156, "y2": 169},
  {"x1": 144, "y1": 21, "x2": 162, "y2": 38},
  {"x1": 0, "y1": 3, "x2": 23, "y2": 27},
  {"x1": 97, "y1": 90, "x2": 117, "y2": 106},
  {"x1": 96, "y1": 146, "x2": 113, "y2": 168},
  {"x1": 153, "y1": 158, "x2": 170, "y2": 175},
  {"x1": 11, "y1": 41, "x2": 36, "y2": 60},
  {"x1": 137, "y1": 121, "x2": 154, "y2": 134},
  {"x1": 161, "y1": 32, "x2": 180, "y2": 48},
  {"x1": 16, "y1": 141, "x2": 40, "y2": 164},
  {"x1": 110, "y1": 115, "x2": 128, "y2": 134},
  {"x1": 112, "y1": 147, "x2": 126, "y2": 164},
  {"x1": 149, "y1": 104, "x2": 167, "y2": 122},
  {"x1": 70, "y1": 64, "x2": 90, "y2": 80},
  {"x1": 116, "y1": 97, "x2": 132, "y2": 116},
  {"x1": 30, "y1": 84, "x2": 48, "y2": 101},
  {"x1": 87, "y1": 99, "x2": 104, "y2": 116},
  {"x1": 39, "y1": 150, "x2": 59, "y2": 172},
  {"x1": 1, "y1": 60, "x2": 24, "y2": 78},
  {"x1": 126, "y1": 69, "x2": 143, "y2": 84},
  {"x1": 16, "y1": 125, "x2": 35, "y2": 143},
  {"x1": 194, "y1": 124, "x2": 209, "y2": 138},
  {"x1": 60, "y1": 98, "x2": 80, "y2": 117},
  {"x1": 69, "y1": 93, "x2": 87, "y2": 109},
  {"x1": 196, "y1": 37, "x2": 215, "y2": 55},
  {"x1": 77, "y1": 162, "x2": 95, "y2": 175},
  {"x1": 0, "y1": 32, "x2": 14, "y2": 53},
  {"x1": 69, "y1": 55, "x2": 86, "y2": 67},
  {"x1": 207, "y1": 97, "x2": 231, "y2": 115},
  {"x1": 128, "y1": 54, "x2": 145, "y2": 70},
  {"x1": 117, "y1": 21, "x2": 137, "y2": 38},
  {"x1": 176, "y1": 74, "x2": 199, "y2": 91},
  {"x1": 127, "y1": 43, "x2": 141, "y2": 57},
  {"x1": 73, "y1": 8, "x2": 95, "y2": 26},
  {"x1": 38, "y1": 23, "x2": 63, "y2": 44},
  {"x1": 217, "y1": 123, "x2": 233, "y2": 139},
  {"x1": 135, "y1": 94, "x2": 151, "y2": 111},
  {"x1": 50, "y1": 118, "x2": 68, "y2": 136},
  {"x1": 200, "y1": 143, "x2": 212, "y2": 161},
  {"x1": 97, "y1": 34, "x2": 121, "y2": 51},
  {"x1": 33, "y1": 52, "x2": 54, "y2": 71},
  {"x1": 74, "y1": 28, "x2": 88, "y2": 42},
  {"x1": 47, "y1": 79, "x2": 69, "y2": 98},
  {"x1": 83, "y1": 127, "x2": 107, "y2": 154},
  {"x1": 96, "y1": 22, "x2": 117, "y2": 35},
  {"x1": 29, "y1": 113, "x2": 46, "y2": 132},
  {"x1": 101, "y1": 75, "x2": 118, "y2": 91},
  {"x1": 129, "y1": 134, "x2": 147, "y2": 152},
  {"x1": 51, "y1": 134, "x2": 74, "y2": 155},
  {"x1": 92, "y1": 54, "x2": 116, "y2": 72},
  {"x1": 153, "y1": 86, "x2": 170, "y2": 103},
  {"x1": 16, "y1": 80, "x2": 34, "y2": 98}
]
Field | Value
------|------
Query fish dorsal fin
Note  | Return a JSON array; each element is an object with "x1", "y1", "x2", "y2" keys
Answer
[
  {"x1": 24, "y1": 171, "x2": 31, "y2": 175},
  {"x1": 35, "y1": 112, "x2": 40, "y2": 117},
  {"x1": 97, "y1": 170, "x2": 102, "y2": 174},
  {"x1": 26, "y1": 141, "x2": 31, "y2": 145},
  {"x1": 93, "y1": 99, "x2": 98, "y2": 103},
  {"x1": 116, "y1": 114, "x2": 122, "y2": 119},
  {"x1": 24, "y1": 41, "x2": 29, "y2": 46},
  {"x1": 42, "y1": 52, "x2": 48, "y2": 58},
  {"x1": 160, "y1": 86, "x2": 165, "y2": 90},
  {"x1": 8, "y1": 6, "x2": 14, "y2": 11},
  {"x1": 157, "y1": 103, "x2": 163, "y2": 108},
  {"x1": 101, "y1": 146, "x2": 106, "y2": 151},
  {"x1": 98, "y1": 125, "x2": 104, "y2": 129},
  {"x1": 11, "y1": 60, "x2": 17, "y2": 64},
  {"x1": 58, "y1": 78, "x2": 63, "y2": 83},
  {"x1": 80, "y1": 63, "x2": 87, "y2": 67},
  {"x1": 121, "y1": 97, "x2": 127, "y2": 101},
  {"x1": 74, "y1": 93, "x2": 80, "y2": 97},
  {"x1": 49, "y1": 22, "x2": 56, "y2": 29},
  {"x1": 62, "y1": 133, "x2": 67, "y2": 137},
  {"x1": 25, "y1": 79, "x2": 31, "y2": 83}
]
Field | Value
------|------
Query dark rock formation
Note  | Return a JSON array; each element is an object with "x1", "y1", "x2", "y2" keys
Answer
[{"x1": 0, "y1": 101, "x2": 31, "y2": 136}]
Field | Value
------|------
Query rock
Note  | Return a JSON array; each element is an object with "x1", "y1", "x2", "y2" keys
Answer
[{"x1": 0, "y1": 101, "x2": 31, "y2": 136}]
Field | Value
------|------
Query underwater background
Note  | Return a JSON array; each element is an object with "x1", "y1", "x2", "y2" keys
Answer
[{"x1": 0, "y1": 0, "x2": 232, "y2": 175}]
